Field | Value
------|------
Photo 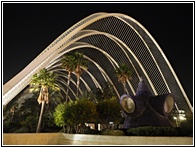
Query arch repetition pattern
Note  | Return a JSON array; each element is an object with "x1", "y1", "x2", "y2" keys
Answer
[{"x1": 3, "y1": 12, "x2": 192, "y2": 114}]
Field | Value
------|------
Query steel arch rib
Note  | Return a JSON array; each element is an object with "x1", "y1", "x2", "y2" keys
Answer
[
  {"x1": 48, "y1": 30, "x2": 152, "y2": 96},
  {"x1": 3, "y1": 12, "x2": 192, "y2": 113},
  {"x1": 64, "y1": 30, "x2": 156, "y2": 95},
  {"x1": 119, "y1": 14, "x2": 193, "y2": 112},
  {"x1": 49, "y1": 44, "x2": 121, "y2": 98},
  {"x1": 47, "y1": 43, "x2": 118, "y2": 94},
  {"x1": 48, "y1": 41, "x2": 135, "y2": 97}
]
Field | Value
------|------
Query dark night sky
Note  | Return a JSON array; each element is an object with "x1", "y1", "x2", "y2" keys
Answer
[{"x1": 2, "y1": 2, "x2": 194, "y2": 103}]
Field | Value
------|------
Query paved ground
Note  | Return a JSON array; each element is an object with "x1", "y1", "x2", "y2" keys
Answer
[{"x1": 3, "y1": 133, "x2": 193, "y2": 145}]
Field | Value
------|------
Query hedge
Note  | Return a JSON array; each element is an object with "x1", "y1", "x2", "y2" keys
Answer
[{"x1": 126, "y1": 126, "x2": 193, "y2": 136}]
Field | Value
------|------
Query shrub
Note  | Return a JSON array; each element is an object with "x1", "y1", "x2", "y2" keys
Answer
[
  {"x1": 96, "y1": 97, "x2": 122, "y2": 124},
  {"x1": 54, "y1": 99, "x2": 98, "y2": 133},
  {"x1": 126, "y1": 126, "x2": 161, "y2": 136},
  {"x1": 14, "y1": 127, "x2": 29, "y2": 133},
  {"x1": 175, "y1": 127, "x2": 193, "y2": 136},
  {"x1": 126, "y1": 126, "x2": 193, "y2": 136},
  {"x1": 83, "y1": 127, "x2": 100, "y2": 135},
  {"x1": 100, "y1": 129, "x2": 125, "y2": 136}
]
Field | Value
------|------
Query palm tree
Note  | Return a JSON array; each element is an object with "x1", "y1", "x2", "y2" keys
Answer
[
  {"x1": 61, "y1": 53, "x2": 76, "y2": 103},
  {"x1": 29, "y1": 68, "x2": 59, "y2": 133},
  {"x1": 72, "y1": 51, "x2": 88, "y2": 97},
  {"x1": 115, "y1": 63, "x2": 133, "y2": 94}
]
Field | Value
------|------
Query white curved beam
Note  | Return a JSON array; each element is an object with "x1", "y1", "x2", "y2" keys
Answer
[{"x1": 3, "y1": 12, "x2": 192, "y2": 114}]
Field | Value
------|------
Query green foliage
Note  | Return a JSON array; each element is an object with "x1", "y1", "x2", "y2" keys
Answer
[
  {"x1": 126, "y1": 126, "x2": 193, "y2": 136},
  {"x1": 14, "y1": 127, "x2": 29, "y2": 133},
  {"x1": 30, "y1": 68, "x2": 59, "y2": 92},
  {"x1": 83, "y1": 127, "x2": 100, "y2": 135},
  {"x1": 3, "y1": 121, "x2": 21, "y2": 133},
  {"x1": 3, "y1": 92, "x2": 39, "y2": 133},
  {"x1": 61, "y1": 51, "x2": 88, "y2": 75},
  {"x1": 61, "y1": 51, "x2": 88, "y2": 97},
  {"x1": 61, "y1": 52, "x2": 77, "y2": 72},
  {"x1": 3, "y1": 89, "x2": 63, "y2": 133},
  {"x1": 72, "y1": 51, "x2": 88, "y2": 71},
  {"x1": 54, "y1": 103, "x2": 67, "y2": 127},
  {"x1": 20, "y1": 115, "x2": 38, "y2": 132},
  {"x1": 127, "y1": 126, "x2": 163, "y2": 136},
  {"x1": 74, "y1": 99, "x2": 98, "y2": 123},
  {"x1": 94, "y1": 82, "x2": 117, "y2": 102},
  {"x1": 54, "y1": 96, "x2": 123, "y2": 133},
  {"x1": 115, "y1": 63, "x2": 133, "y2": 93},
  {"x1": 96, "y1": 97, "x2": 122, "y2": 124},
  {"x1": 29, "y1": 68, "x2": 61, "y2": 132},
  {"x1": 180, "y1": 114, "x2": 193, "y2": 128},
  {"x1": 54, "y1": 99, "x2": 98, "y2": 133},
  {"x1": 100, "y1": 129, "x2": 125, "y2": 136},
  {"x1": 76, "y1": 91, "x2": 97, "y2": 103},
  {"x1": 115, "y1": 63, "x2": 133, "y2": 81}
]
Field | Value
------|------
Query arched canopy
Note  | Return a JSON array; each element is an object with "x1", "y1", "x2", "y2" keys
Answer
[{"x1": 3, "y1": 12, "x2": 192, "y2": 114}]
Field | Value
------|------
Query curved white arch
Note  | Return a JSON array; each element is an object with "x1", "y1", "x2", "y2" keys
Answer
[{"x1": 3, "y1": 12, "x2": 192, "y2": 114}]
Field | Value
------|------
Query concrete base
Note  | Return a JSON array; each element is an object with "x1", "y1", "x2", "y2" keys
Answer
[{"x1": 3, "y1": 133, "x2": 193, "y2": 145}]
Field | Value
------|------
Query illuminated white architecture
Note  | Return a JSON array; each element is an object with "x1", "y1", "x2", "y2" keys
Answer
[{"x1": 3, "y1": 12, "x2": 192, "y2": 114}]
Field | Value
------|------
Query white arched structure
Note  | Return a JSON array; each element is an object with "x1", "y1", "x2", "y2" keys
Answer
[{"x1": 3, "y1": 12, "x2": 192, "y2": 114}]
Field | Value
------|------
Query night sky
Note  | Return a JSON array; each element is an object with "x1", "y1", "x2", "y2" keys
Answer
[{"x1": 2, "y1": 2, "x2": 194, "y2": 103}]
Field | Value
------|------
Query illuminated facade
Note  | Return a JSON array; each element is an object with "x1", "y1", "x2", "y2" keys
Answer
[{"x1": 3, "y1": 12, "x2": 192, "y2": 115}]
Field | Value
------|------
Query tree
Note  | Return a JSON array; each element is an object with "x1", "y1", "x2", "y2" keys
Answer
[
  {"x1": 29, "y1": 68, "x2": 60, "y2": 133},
  {"x1": 115, "y1": 63, "x2": 133, "y2": 94},
  {"x1": 72, "y1": 51, "x2": 88, "y2": 97},
  {"x1": 54, "y1": 99, "x2": 98, "y2": 133},
  {"x1": 96, "y1": 97, "x2": 122, "y2": 126},
  {"x1": 53, "y1": 103, "x2": 67, "y2": 132},
  {"x1": 77, "y1": 90, "x2": 97, "y2": 103},
  {"x1": 61, "y1": 52, "x2": 76, "y2": 103},
  {"x1": 94, "y1": 82, "x2": 116, "y2": 102},
  {"x1": 16, "y1": 95, "x2": 39, "y2": 133},
  {"x1": 3, "y1": 87, "x2": 39, "y2": 133}
]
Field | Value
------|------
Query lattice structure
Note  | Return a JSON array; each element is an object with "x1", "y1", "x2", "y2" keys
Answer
[{"x1": 3, "y1": 13, "x2": 192, "y2": 115}]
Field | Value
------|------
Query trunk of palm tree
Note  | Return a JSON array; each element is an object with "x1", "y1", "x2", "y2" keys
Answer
[
  {"x1": 122, "y1": 81, "x2": 128, "y2": 94},
  {"x1": 76, "y1": 75, "x2": 80, "y2": 97},
  {"x1": 36, "y1": 100, "x2": 45, "y2": 133},
  {"x1": 66, "y1": 72, "x2": 71, "y2": 103},
  {"x1": 120, "y1": 76, "x2": 128, "y2": 94},
  {"x1": 75, "y1": 65, "x2": 82, "y2": 97}
]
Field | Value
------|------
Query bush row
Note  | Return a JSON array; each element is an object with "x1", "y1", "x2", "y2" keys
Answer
[
  {"x1": 96, "y1": 126, "x2": 192, "y2": 136},
  {"x1": 126, "y1": 126, "x2": 193, "y2": 136}
]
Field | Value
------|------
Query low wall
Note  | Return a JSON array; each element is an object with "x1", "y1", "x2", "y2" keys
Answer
[{"x1": 3, "y1": 133, "x2": 193, "y2": 145}]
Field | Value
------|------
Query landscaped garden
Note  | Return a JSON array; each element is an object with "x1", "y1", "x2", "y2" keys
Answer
[{"x1": 3, "y1": 51, "x2": 193, "y2": 137}]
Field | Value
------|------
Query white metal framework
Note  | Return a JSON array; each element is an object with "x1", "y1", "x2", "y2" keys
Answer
[{"x1": 3, "y1": 12, "x2": 192, "y2": 114}]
